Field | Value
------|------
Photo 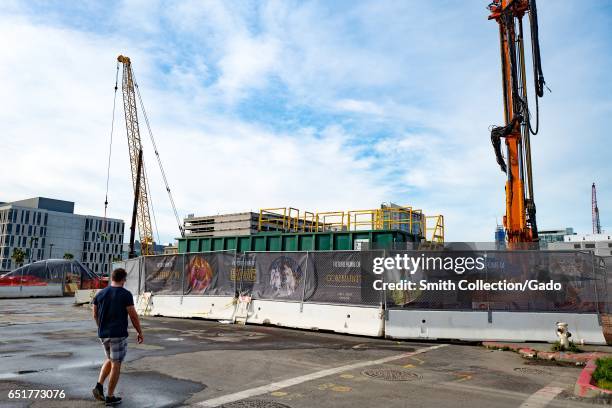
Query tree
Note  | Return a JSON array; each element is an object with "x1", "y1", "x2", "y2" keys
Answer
[
  {"x1": 63, "y1": 253, "x2": 74, "y2": 260},
  {"x1": 11, "y1": 248, "x2": 26, "y2": 267}
]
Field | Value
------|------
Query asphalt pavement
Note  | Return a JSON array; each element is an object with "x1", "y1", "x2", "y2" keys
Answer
[{"x1": 0, "y1": 297, "x2": 603, "y2": 408}]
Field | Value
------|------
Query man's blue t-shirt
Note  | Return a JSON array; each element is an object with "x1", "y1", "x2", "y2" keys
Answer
[{"x1": 93, "y1": 286, "x2": 134, "y2": 338}]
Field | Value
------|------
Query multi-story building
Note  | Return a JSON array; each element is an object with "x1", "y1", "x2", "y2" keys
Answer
[
  {"x1": 549, "y1": 232, "x2": 612, "y2": 257},
  {"x1": 0, "y1": 197, "x2": 124, "y2": 274},
  {"x1": 539, "y1": 227, "x2": 575, "y2": 249}
]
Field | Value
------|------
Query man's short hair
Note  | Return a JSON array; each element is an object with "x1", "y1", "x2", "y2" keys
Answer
[{"x1": 111, "y1": 268, "x2": 127, "y2": 282}]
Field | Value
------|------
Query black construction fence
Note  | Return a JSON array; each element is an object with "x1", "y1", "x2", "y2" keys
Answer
[{"x1": 123, "y1": 250, "x2": 612, "y2": 313}]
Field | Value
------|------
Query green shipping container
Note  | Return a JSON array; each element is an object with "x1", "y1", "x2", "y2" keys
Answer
[{"x1": 177, "y1": 229, "x2": 416, "y2": 253}]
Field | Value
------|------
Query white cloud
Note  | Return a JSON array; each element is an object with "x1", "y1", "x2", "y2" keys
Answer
[
  {"x1": 1, "y1": 0, "x2": 611, "y2": 245},
  {"x1": 0, "y1": 11, "x2": 391, "y2": 245}
]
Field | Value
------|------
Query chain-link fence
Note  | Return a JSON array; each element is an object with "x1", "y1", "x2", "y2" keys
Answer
[
  {"x1": 129, "y1": 249, "x2": 610, "y2": 313},
  {"x1": 381, "y1": 250, "x2": 608, "y2": 313}
]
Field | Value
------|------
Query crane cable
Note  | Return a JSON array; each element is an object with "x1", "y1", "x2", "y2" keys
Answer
[
  {"x1": 102, "y1": 62, "x2": 119, "y2": 276},
  {"x1": 104, "y1": 63, "x2": 119, "y2": 217},
  {"x1": 143, "y1": 163, "x2": 162, "y2": 246},
  {"x1": 131, "y1": 69, "x2": 185, "y2": 237}
]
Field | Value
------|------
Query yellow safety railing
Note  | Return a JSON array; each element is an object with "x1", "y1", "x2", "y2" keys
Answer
[
  {"x1": 302, "y1": 211, "x2": 315, "y2": 232},
  {"x1": 257, "y1": 206, "x2": 444, "y2": 243},
  {"x1": 258, "y1": 208, "x2": 289, "y2": 232},
  {"x1": 347, "y1": 209, "x2": 380, "y2": 231},
  {"x1": 316, "y1": 211, "x2": 346, "y2": 232},
  {"x1": 425, "y1": 215, "x2": 445, "y2": 243}
]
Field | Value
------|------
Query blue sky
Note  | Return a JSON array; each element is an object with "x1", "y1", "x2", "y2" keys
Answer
[{"x1": 0, "y1": 1, "x2": 611, "y2": 243}]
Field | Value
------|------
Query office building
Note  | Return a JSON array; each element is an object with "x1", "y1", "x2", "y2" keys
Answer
[{"x1": 0, "y1": 197, "x2": 124, "y2": 274}]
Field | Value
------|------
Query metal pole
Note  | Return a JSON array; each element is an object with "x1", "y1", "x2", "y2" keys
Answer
[
  {"x1": 382, "y1": 249, "x2": 386, "y2": 312},
  {"x1": 592, "y1": 252, "x2": 601, "y2": 325},
  {"x1": 300, "y1": 251, "x2": 309, "y2": 312},
  {"x1": 485, "y1": 250, "x2": 492, "y2": 323},
  {"x1": 128, "y1": 149, "x2": 143, "y2": 259},
  {"x1": 233, "y1": 250, "x2": 238, "y2": 297},
  {"x1": 181, "y1": 253, "x2": 185, "y2": 304}
]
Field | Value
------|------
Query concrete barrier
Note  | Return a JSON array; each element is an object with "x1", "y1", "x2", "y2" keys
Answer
[
  {"x1": 137, "y1": 296, "x2": 606, "y2": 344},
  {"x1": 74, "y1": 289, "x2": 100, "y2": 304},
  {"x1": 0, "y1": 285, "x2": 63, "y2": 298},
  {"x1": 386, "y1": 310, "x2": 606, "y2": 344},
  {"x1": 246, "y1": 300, "x2": 384, "y2": 337},
  {"x1": 148, "y1": 295, "x2": 236, "y2": 320}
]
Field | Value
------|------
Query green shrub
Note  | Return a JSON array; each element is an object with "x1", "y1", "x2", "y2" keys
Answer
[
  {"x1": 593, "y1": 358, "x2": 612, "y2": 390},
  {"x1": 550, "y1": 340, "x2": 582, "y2": 353}
]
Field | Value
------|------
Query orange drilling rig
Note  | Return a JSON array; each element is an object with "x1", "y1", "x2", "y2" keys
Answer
[{"x1": 488, "y1": 0, "x2": 546, "y2": 247}]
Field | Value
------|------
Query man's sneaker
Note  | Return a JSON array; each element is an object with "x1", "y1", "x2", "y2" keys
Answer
[
  {"x1": 105, "y1": 396, "x2": 122, "y2": 406},
  {"x1": 92, "y1": 383, "x2": 104, "y2": 401}
]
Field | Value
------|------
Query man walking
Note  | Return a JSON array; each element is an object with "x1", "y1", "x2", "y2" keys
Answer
[{"x1": 92, "y1": 268, "x2": 144, "y2": 406}]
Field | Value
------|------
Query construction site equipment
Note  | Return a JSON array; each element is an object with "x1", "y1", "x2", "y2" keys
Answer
[
  {"x1": 593, "y1": 183, "x2": 602, "y2": 234},
  {"x1": 488, "y1": 0, "x2": 546, "y2": 246},
  {"x1": 178, "y1": 229, "x2": 417, "y2": 253},
  {"x1": 257, "y1": 204, "x2": 443, "y2": 241},
  {"x1": 115, "y1": 55, "x2": 185, "y2": 257},
  {"x1": 117, "y1": 55, "x2": 154, "y2": 257}
]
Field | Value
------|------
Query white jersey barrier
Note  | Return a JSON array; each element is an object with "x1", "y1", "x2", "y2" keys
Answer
[
  {"x1": 146, "y1": 295, "x2": 236, "y2": 320},
  {"x1": 385, "y1": 310, "x2": 606, "y2": 344},
  {"x1": 245, "y1": 300, "x2": 384, "y2": 337},
  {"x1": 74, "y1": 288, "x2": 101, "y2": 304},
  {"x1": 0, "y1": 284, "x2": 63, "y2": 298},
  {"x1": 141, "y1": 295, "x2": 606, "y2": 343}
]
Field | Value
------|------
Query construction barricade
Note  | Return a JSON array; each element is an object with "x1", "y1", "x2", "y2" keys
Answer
[{"x1": 125, "y1": 249, "x2": 611, "y2": 344}]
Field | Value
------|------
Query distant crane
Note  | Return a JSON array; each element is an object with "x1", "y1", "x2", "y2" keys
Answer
[{"x1": 592, "y1": 182, "x2": 602, "y2": 234}]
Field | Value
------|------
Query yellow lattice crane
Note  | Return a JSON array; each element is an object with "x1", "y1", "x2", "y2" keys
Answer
[{"x1": 117, "y1": 55, "x2": 154, "y2": 257}]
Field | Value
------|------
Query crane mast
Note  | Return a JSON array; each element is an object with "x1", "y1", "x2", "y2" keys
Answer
[
  {"x1": 488, "y1": 0, "x2": 545, "y2": 246},
  {"x1": 117, "y1": 55, "x2": 154, "y2": 257},
  {"x1": 593, "y1": 183, "x2": 602, "y2": 234}
]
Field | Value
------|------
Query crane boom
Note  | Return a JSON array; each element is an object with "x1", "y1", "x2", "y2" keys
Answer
[
  {"x1": 488, "y1": 0, "x2": 546, "y2": 246},
  {"x1": 118, "y1": 55, "x2": 154, "y2": 256}
]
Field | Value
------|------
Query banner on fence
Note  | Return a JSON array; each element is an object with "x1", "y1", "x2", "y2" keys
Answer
[
  {"x1": 252, "y1": 253, "x2": 310, "y2": 301},
  {"x1": 144, "y1": 255, "x2": 184, "y2": 295},
  {"x1": 184, "y1": 252, "x2": 236, "y2": 296},
  {"x1": 139, "y1": 249, "x2": 609, "y2": 313}
]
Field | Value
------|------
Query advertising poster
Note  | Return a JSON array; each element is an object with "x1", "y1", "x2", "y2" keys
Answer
[
  {"x1": 309, "y1": 251, "x2": 378, "y2": 305},
  {"x1": 144, "y1": 255, "x2": 183, "y2": 295},
  {"x1": 252, "y1": 253, "x2": 310, "y2": 301},
  {"x1": 184, "y1": 252, "x2": 235, "y2": 296}
]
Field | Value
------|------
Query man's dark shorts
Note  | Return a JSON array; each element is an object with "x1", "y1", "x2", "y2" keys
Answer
[{"x1": 100, "y1": 337, "x2": 128, "y2": 362}]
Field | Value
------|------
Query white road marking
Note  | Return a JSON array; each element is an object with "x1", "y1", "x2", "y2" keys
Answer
[
  {"x1": 519, "y1": 385, "x2": 564, "y2": 408},
  {"x1": 194, "y1": 344, "x2": 447, "y2": 407}
]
